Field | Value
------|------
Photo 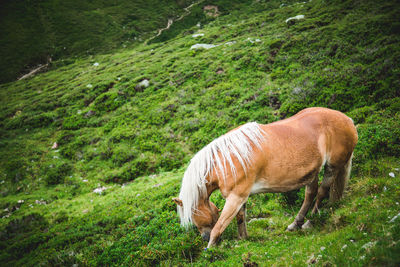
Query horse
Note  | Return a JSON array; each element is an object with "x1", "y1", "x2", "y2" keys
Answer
[{"x1": 172, "y1": 107, "x2": 358, "y2": 248}]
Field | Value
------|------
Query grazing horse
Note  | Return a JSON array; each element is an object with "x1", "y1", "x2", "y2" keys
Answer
[{"x1": 173, "y1": 107, "x2": 358, "y2": 248}]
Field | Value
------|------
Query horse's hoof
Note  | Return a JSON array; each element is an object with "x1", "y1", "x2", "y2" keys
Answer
[
  {"x1": 286, "y1": 222, "x2": 300, "y2": 231},
  {"x1": 302, "y1": 220, "x2": 313, "y2": 230}
]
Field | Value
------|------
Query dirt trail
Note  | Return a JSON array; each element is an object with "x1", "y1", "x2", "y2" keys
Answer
[
  {"x1": 145, "y1": 0, "x2": 205, "y2": 44},
  {"x1": 18, "y1": 63, "x2": 49, "y2": 81}
]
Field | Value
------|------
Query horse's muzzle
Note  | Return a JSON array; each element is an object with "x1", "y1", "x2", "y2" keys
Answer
[{"x1": 201, "y1": 232, "x2": 210, "y2": 242}]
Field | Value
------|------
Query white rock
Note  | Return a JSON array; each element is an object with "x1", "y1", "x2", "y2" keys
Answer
[
  {"x1": 285, "y1": 15, "x2": 305, "y2": 23},
  {"x1": 190, "y1": 43, "x2": 218, "y2": 50},
  {"x1": 35, "y1": 200, "x2": 46, "y2": 205},
  {"x1": 93, "y1": 62, "x2": 99, "y2": 66},
  {"x1": 93, "y1": 186, "x2": 107, "y2": 194},
  {"x1": 192, "y1": 33, "x2": 204, "y2": 38},
  {"x1": 389, "y1": 212, "x2": 400, "y2": 223},
  {"x1": 138, "y1": 79, "x2": 150, "y2": 88},
  {"x1": 389, "y1": 172, "x2": 395, "y2": 177},
  {"x1": 361, "y1": 241, "x2": 376, "y2": 250},
  {"x1": 224, "y1": 41, "x2": 236, "y2": 46}
]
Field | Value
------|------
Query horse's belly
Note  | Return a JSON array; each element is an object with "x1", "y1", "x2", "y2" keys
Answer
[{"x1": 250, "y1": 179, "x2": 297, "y2": 194}]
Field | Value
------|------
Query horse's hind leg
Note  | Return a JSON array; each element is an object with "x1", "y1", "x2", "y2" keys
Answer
[
  {"x1": 287, "y1": 176, "x2": 318, "y2": 231},
  {"x1": 236, "y1": 202, "x2": 248, "y2": 239},
  {"x1": 311, "y1": 164, "x2": 336, "y2": 214}
]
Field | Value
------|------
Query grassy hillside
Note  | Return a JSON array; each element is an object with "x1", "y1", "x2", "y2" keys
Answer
[
  {"x1": 0, "y1": 0, "x2": 195, "y2": 83},
  {"x1": 0, "y1": 0, "x2": 399, "y2": 265}
]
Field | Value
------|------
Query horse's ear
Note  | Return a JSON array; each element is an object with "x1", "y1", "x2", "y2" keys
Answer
[{"x1": 172, "y1": 197, "x2": 183, "y2": 206}]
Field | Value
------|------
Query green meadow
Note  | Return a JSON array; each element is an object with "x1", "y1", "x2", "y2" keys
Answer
[{"x1": 0, "y1": 0, "x2": 399, "y2": 265}]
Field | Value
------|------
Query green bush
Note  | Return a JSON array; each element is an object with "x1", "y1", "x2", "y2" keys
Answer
[
  {"x1": 93, "y1": 92, "x2": 126, "y2": 112},
  {"x1": 42, "y1": 160, "x2": 73, "y2": 185},
  {"x1": 97, "y1": 210, "x2": 202, "y2": 266},
  {"x1": 62, "y1": 115, "x2": 86, "y2": 130}
]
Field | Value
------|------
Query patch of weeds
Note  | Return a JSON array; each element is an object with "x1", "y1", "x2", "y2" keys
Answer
[{"x1": 42, "y1": 159, "x2": 73, "y2": 185}]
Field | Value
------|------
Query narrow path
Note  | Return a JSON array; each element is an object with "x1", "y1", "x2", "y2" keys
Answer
[
  {"x1": 18, "y1": 63, "x2": 49, "y2": 81},
  {"x1": 145, "y1": 0, "x2": 205, "y2": 44}
]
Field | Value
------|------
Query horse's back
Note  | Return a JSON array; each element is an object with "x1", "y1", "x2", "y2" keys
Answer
[{"x1": 274, "y1": 107, "x2": 358, "y2": 166}]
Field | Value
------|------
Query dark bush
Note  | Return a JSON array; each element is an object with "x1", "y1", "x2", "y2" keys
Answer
[{"x1": 42, "y1": 160, "x2": 73, "y2": 185}]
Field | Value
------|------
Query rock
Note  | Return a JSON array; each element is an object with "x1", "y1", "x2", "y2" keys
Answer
[
  {"x1": 190, "y1": 43, "x2": 218, "y2": 50},
  {"x1": 389, "y1": 212, "x2": 400, "y2": 223},
  {"x1": 247, "y1": 38, "x2": 261, "y2": 43},
  {"x1": 135, "y1": 79, "x2": 150, "y2": 91},
  {"x1": 224, "y1": 41, "x2": 236, "y2": 46},
  {"x1": 93, "y1": 186, "x2": 107, "y2": 194},
  {"x1": 361, "y1": 241, "x2": 376, "y2": 250},
  {"x1": 35, "y1": 200, "x2": 47, "y2": 205},
  {"x1": 84, "y1": 110, "x2": 95, "y2": 118},
  {"x1": 285, "y1": 15, "x2": 305, "y2": 24},
  {"x1": 192, "y1": 33, "x2": 204, "y2": 38},
  {"x1": 203, "y1": 5, "x2": 219, "y2": 17}
]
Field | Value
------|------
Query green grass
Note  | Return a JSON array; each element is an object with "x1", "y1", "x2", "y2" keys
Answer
[{"x1": 0, "y1": 0, "x2": 400, "y2": 265}]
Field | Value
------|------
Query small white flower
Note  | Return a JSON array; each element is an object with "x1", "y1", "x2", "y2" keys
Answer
[
  {"x1": 341, "y1": 244, "x2": 347, "y2": 251},
  {"x1": 86, "y1": 84, "x2": 93, "y2": 88},
  {"x1": 320, "y1": 246, "x2": 326, "y2": 251},
  {"x1": 17, "y1": 200, "x2": 24, "y2": 204},
  {"x1": 93, "y1": 62, "x2": 99, "y2": 66},
  {"x1": 389, "y1": 172, "x2": 395, "y2": 177}
]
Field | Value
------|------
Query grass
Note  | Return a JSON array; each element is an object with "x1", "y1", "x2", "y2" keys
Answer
[{"x1": 0, "y1": 0, "x2": 399, "y2": 265}]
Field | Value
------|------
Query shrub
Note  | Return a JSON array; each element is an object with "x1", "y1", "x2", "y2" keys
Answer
[
  {"x1": 97, "y1": 210, "x2": 202, "y2": 266},
  {"x1": 93, "y1": 92, "x2": 125, "y2": 112},
  {"x1": 42, "y1": 160, "x2": 73, "y2": 185},
  {"x1": 62, "y1": 115, "x2": 86, "y2": 130}
]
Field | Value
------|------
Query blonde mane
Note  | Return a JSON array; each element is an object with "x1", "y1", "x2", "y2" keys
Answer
[{"x1": 177, "y1": 122, "x2": 265, "y2": 227}]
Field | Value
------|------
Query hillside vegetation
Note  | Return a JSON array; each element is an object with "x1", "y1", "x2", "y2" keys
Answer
[
  {"x1": 0, "y1": 0, "x2": 195, "y2": 83},
  {"x1": 0, "y1": 0, "x2": 400, "y2": 266}
]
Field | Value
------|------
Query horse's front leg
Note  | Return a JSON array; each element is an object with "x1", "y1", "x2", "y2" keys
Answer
[
  {"x1": 287, "y1": 177, "x2": 318, "y2": 231},
  {"x1": 207, "y1": 194, "x2": 247, "y2": 248},
  {"x1": 236, "y1": 202, "x2": 248, "y2": 239}
]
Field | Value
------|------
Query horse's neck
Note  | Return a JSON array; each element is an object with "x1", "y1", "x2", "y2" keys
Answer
[{"x1": 204, "y1": 175, "x2": 219, "y2": 199}]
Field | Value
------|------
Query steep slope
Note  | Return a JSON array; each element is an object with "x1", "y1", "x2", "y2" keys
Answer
[
  {"x1": 0, "y1": 0, "x2": 399, "y2": 265},
  {"x1": 0, "y1": 0, "x2": 194, "y2": 83}
]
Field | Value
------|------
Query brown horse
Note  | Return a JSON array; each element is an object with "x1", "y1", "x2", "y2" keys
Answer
[{"x1": 173, "y1": 107, "x2": 358, "y2": 248}]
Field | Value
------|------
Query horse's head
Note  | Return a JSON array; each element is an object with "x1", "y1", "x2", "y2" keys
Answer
[{"x1": 173, "y1": 197, "x2": 220, "y2": 241}]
